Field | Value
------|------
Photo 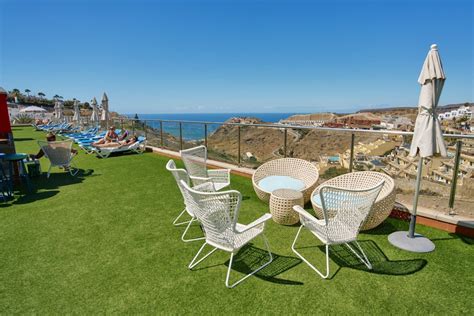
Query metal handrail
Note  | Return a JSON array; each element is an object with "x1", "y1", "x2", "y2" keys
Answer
[
  {"x1": 115, "y1": 118, "x2": 474, "y2": 140},
  {"x1": 113, "y1": 116, "x2": 474, "y2": 212}
]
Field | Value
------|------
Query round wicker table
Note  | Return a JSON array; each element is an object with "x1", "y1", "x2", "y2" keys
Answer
[{"x1": 269, "y1": 189, "x2": 304, "y2": 225}]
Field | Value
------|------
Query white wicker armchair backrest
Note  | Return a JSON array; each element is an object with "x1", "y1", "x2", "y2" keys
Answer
[
  {"x1": 317, "y1": 181, "x2": 384, "y2": 242},
  {"x1": 320, "y1": 172, "x2": 393, "y2": 201},
  {"x1": 166, "y1": 159, "x2": 191, "y2": 202},
  {"x1": 38, "y1": 140, "x2": 73, "y2": 166},
  {"x1": 253, "y1": 158, "x2": 319, "y2": 185},
  {"x1": 180, "y1": 180, "x2": 241, "y2": 250},
  {"x1": 180, "y1": 145, "x2": 208, "y2": 179}
]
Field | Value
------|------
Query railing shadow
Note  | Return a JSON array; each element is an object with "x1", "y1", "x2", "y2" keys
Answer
[
  {"x1": 448, "y1": 233, "x2": 474, "y2": 245},
  {"x1": 224, "y1": 244, "x2": 304, "y2": 285},
  {"x1": 363, "y1": 221, "x2": 399, "y2": 235}
]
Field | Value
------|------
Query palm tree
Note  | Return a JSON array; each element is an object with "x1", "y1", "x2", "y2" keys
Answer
[
  {"x1": 25, "y1": 89, "x2": 31, "y2": 97},
  {"x1": 53, "y1": 94, "x2": 60, "y2": 100},
  {"x1": 11, "y1": 88, "x2": 21, "y2": 96},
  {"x1": 38, "y1": 92, "x2": 45, "y2": 99}
]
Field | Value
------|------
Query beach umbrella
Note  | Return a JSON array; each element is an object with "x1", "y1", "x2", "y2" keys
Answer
[
  {"x1": 20, "y1": 105, "x2": 46, "y2": 113},
  {"x1": 100, "y1": 92, "x2": 109, "y2": 128},
  {"x1": 388, "y1": 44, "x2": 446, "y2": 253},
  {"x1": 90, "y1": 97, "x2": 99, "y2": 124},
  {"x1": 72, "y1": 99, "x2": 81, "y2": 122}
]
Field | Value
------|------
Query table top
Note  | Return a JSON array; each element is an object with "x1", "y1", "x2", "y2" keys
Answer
[{"x1": 270, "y1": 188, "x2": 303, "y2": 200}]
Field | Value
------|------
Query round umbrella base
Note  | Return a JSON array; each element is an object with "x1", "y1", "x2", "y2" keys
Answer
[{"x1": 388, "y1": 231, "x2": 435, "y2": 253}]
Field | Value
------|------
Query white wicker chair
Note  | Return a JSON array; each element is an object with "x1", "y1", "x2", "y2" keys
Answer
[
  {"x1": 180, "y1": 180, "x2": 273, "y2": 288},
  {"x1": 312, "y1": 172, "x2": 395, "y2": 230},
  {"x1": 166, "y1": 160, "x2": 213, "y2": 243},
  {"x1": 38, "y1": 140, "x2": 78, "y2": 178},
  {"x1": 292, "y1": 181, "x2": 384, "y2": 279},
  {"x1": 180, "y1": 145, "x2": 230, "y2": 191},
  {"x1": 252, "y1": 158, "x2": 319, "y2": 204}
]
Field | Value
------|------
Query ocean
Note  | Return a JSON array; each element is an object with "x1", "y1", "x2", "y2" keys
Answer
[{"x1": 127, "y1": 113, "x2": 297, "y2": 140}]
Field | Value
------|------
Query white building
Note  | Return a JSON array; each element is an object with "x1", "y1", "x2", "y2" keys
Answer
[{"x1": 438, "y1": 105, "x2": 473, "y2": 121}]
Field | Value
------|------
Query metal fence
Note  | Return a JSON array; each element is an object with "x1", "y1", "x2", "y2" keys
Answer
[{"x1": 111, "y1": 117, "x2": 474, "y2": 215}]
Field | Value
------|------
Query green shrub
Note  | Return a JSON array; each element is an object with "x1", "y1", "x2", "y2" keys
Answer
[{"x1": 14, "y1": 114, "x2": 34, "y2": 124}]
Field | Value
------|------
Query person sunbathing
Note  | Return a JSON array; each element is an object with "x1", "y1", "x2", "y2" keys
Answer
[
  {"x1": 92, "y1": 126, "x2": 119, "y2": 146},
  {"x1": 93, "y1": 136, "x2": 138, "y2": 148}
]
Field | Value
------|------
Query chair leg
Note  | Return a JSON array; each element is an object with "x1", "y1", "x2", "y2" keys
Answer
[
  {"x1": 46, "y1": 165, "x2": 52, "y2": 179},
  {"x1": 225, "y1": 233, "x2": 273, "y2": 288},
  {"x1": 68, "y1": 162, "x2": 79, "y2": 176},
  {"x1": 181, "y1": 217, "x2": 206, "y2": 243},
  {"x1": 291, "y1": 225, "x2": 330, "y2": 279},
  {"x1": 173, "y1": 209, "x2": 192, "y2": 226},
  {"x1": 188, "y1": 242, "x2": 218, "y2": 269},
  {"x1": 344, "y1": 241, "x2": 372, "y2": 270}
]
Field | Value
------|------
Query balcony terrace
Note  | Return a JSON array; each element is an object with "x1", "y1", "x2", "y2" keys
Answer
[{"x1": 0, "y1": 126, "x2": 472, "y2": 313}]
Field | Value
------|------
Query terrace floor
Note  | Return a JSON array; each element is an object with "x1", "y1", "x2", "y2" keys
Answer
[{"x1": 0, "y1": 127, "x2": 472, "y2": 314}]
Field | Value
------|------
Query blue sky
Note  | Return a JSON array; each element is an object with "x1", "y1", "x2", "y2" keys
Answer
[{"x1": 0, "y1": 0, "x2": 472, "y2": 114}]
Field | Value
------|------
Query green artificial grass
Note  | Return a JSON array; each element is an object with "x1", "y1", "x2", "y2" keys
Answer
[{"x1": 0, "y1": 127, "x2": 472, "y2": 314}]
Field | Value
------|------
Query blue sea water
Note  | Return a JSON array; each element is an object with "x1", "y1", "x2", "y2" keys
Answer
[{"x1": 127, "y1": 113, "x2": 297, "y2": 140}]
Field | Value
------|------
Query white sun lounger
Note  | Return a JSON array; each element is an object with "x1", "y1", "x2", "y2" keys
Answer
[{"x1": 91, "y1": 137, "x2": 146, "y2": 158}]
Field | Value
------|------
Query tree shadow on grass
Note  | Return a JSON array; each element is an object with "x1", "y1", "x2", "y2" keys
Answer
[
  {"x1": 31, "y1": 168, "x2": 96, "y2": 191},
  {"x1": 12, "y1": 190, "x2": 60, "y2": 205},
  {"x1": 3, "y1": 169, "x2": 96, "y2": 204},
  {"x1": 224, "y1": 244, "x2": 304, "y2": 285}
]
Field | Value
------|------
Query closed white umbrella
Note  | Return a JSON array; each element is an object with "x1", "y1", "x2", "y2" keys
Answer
[
  {"x1": 54, "y1": 100, "x2": 60, "y2": 119},
  {"x1": 90, "y1": 97, "x2": 99, "y2": 124},
  {"x1": 100, "y1": 92, "x2": 109, "y2": 128},
  {"x1": 389, "y1": 44, "x2": 447, "y2": 253},
  {"x1": 72, "y1": 99, "x2": 81, "y2": 122},
  {"x1": 57, "y1": 101, "x2": 64, "y2": 121}
]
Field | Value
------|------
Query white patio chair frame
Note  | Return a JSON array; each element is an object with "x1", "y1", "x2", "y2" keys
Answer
[
  {"x1": 291, "y1": 181, "x2": 384, "y2": 279},
  {"x1": 180, "y1": 145, "x2": 230, "y2": 191},
  {"x1": 38, "y1": 140, "x2": 78, "y2": 178},
  {"x1": 180, "y1": 180, "x2": 273, "y2": 288},
  {"x1": 166, "y1": 160, "x2": 210, "y2": 243}
]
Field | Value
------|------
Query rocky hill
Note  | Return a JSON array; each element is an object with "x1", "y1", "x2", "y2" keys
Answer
[{"x1": 207, "y1": 116, "x2": 384, "y2": 166}]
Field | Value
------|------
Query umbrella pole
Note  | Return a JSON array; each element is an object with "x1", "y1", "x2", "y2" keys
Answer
[
  {"x1": 408, "y1": 157, "x2": 423, "y2": 238},
  {"x1": 388, "y1": 155, "x2": 435, "y2": 253}
]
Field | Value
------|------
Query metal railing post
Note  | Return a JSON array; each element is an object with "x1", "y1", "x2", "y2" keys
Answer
[
  {"x1": 160, "y1": 121, "x2": 164, "y2": 148},
  {"x1": 204, "y1": 124, "x2": 208, "y2": 148},
  {"x1": 120, "y1": 118, "x2": 124, "y2": 131},
  {"x1": 179, "y1": 122, "x2": 183, "y2": 150},
  {"x1": 349, "y1": 133, "x2": 355, "y2": 172},
  {"x1": 238, "y1": 126, "x2": 241, "y2": 166},
  {"x1": 144, "y1": 120, "x2": 147, "y2": 139},
  {"x1": 284, "y1": 128, "x2": 288, "y2": 158},
  {"x1": 448, "y1": 140, "x2": 462, "y2": 211},
  {"x1": 132, "y1": 120, "x2": 135, "y2": 134}
]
